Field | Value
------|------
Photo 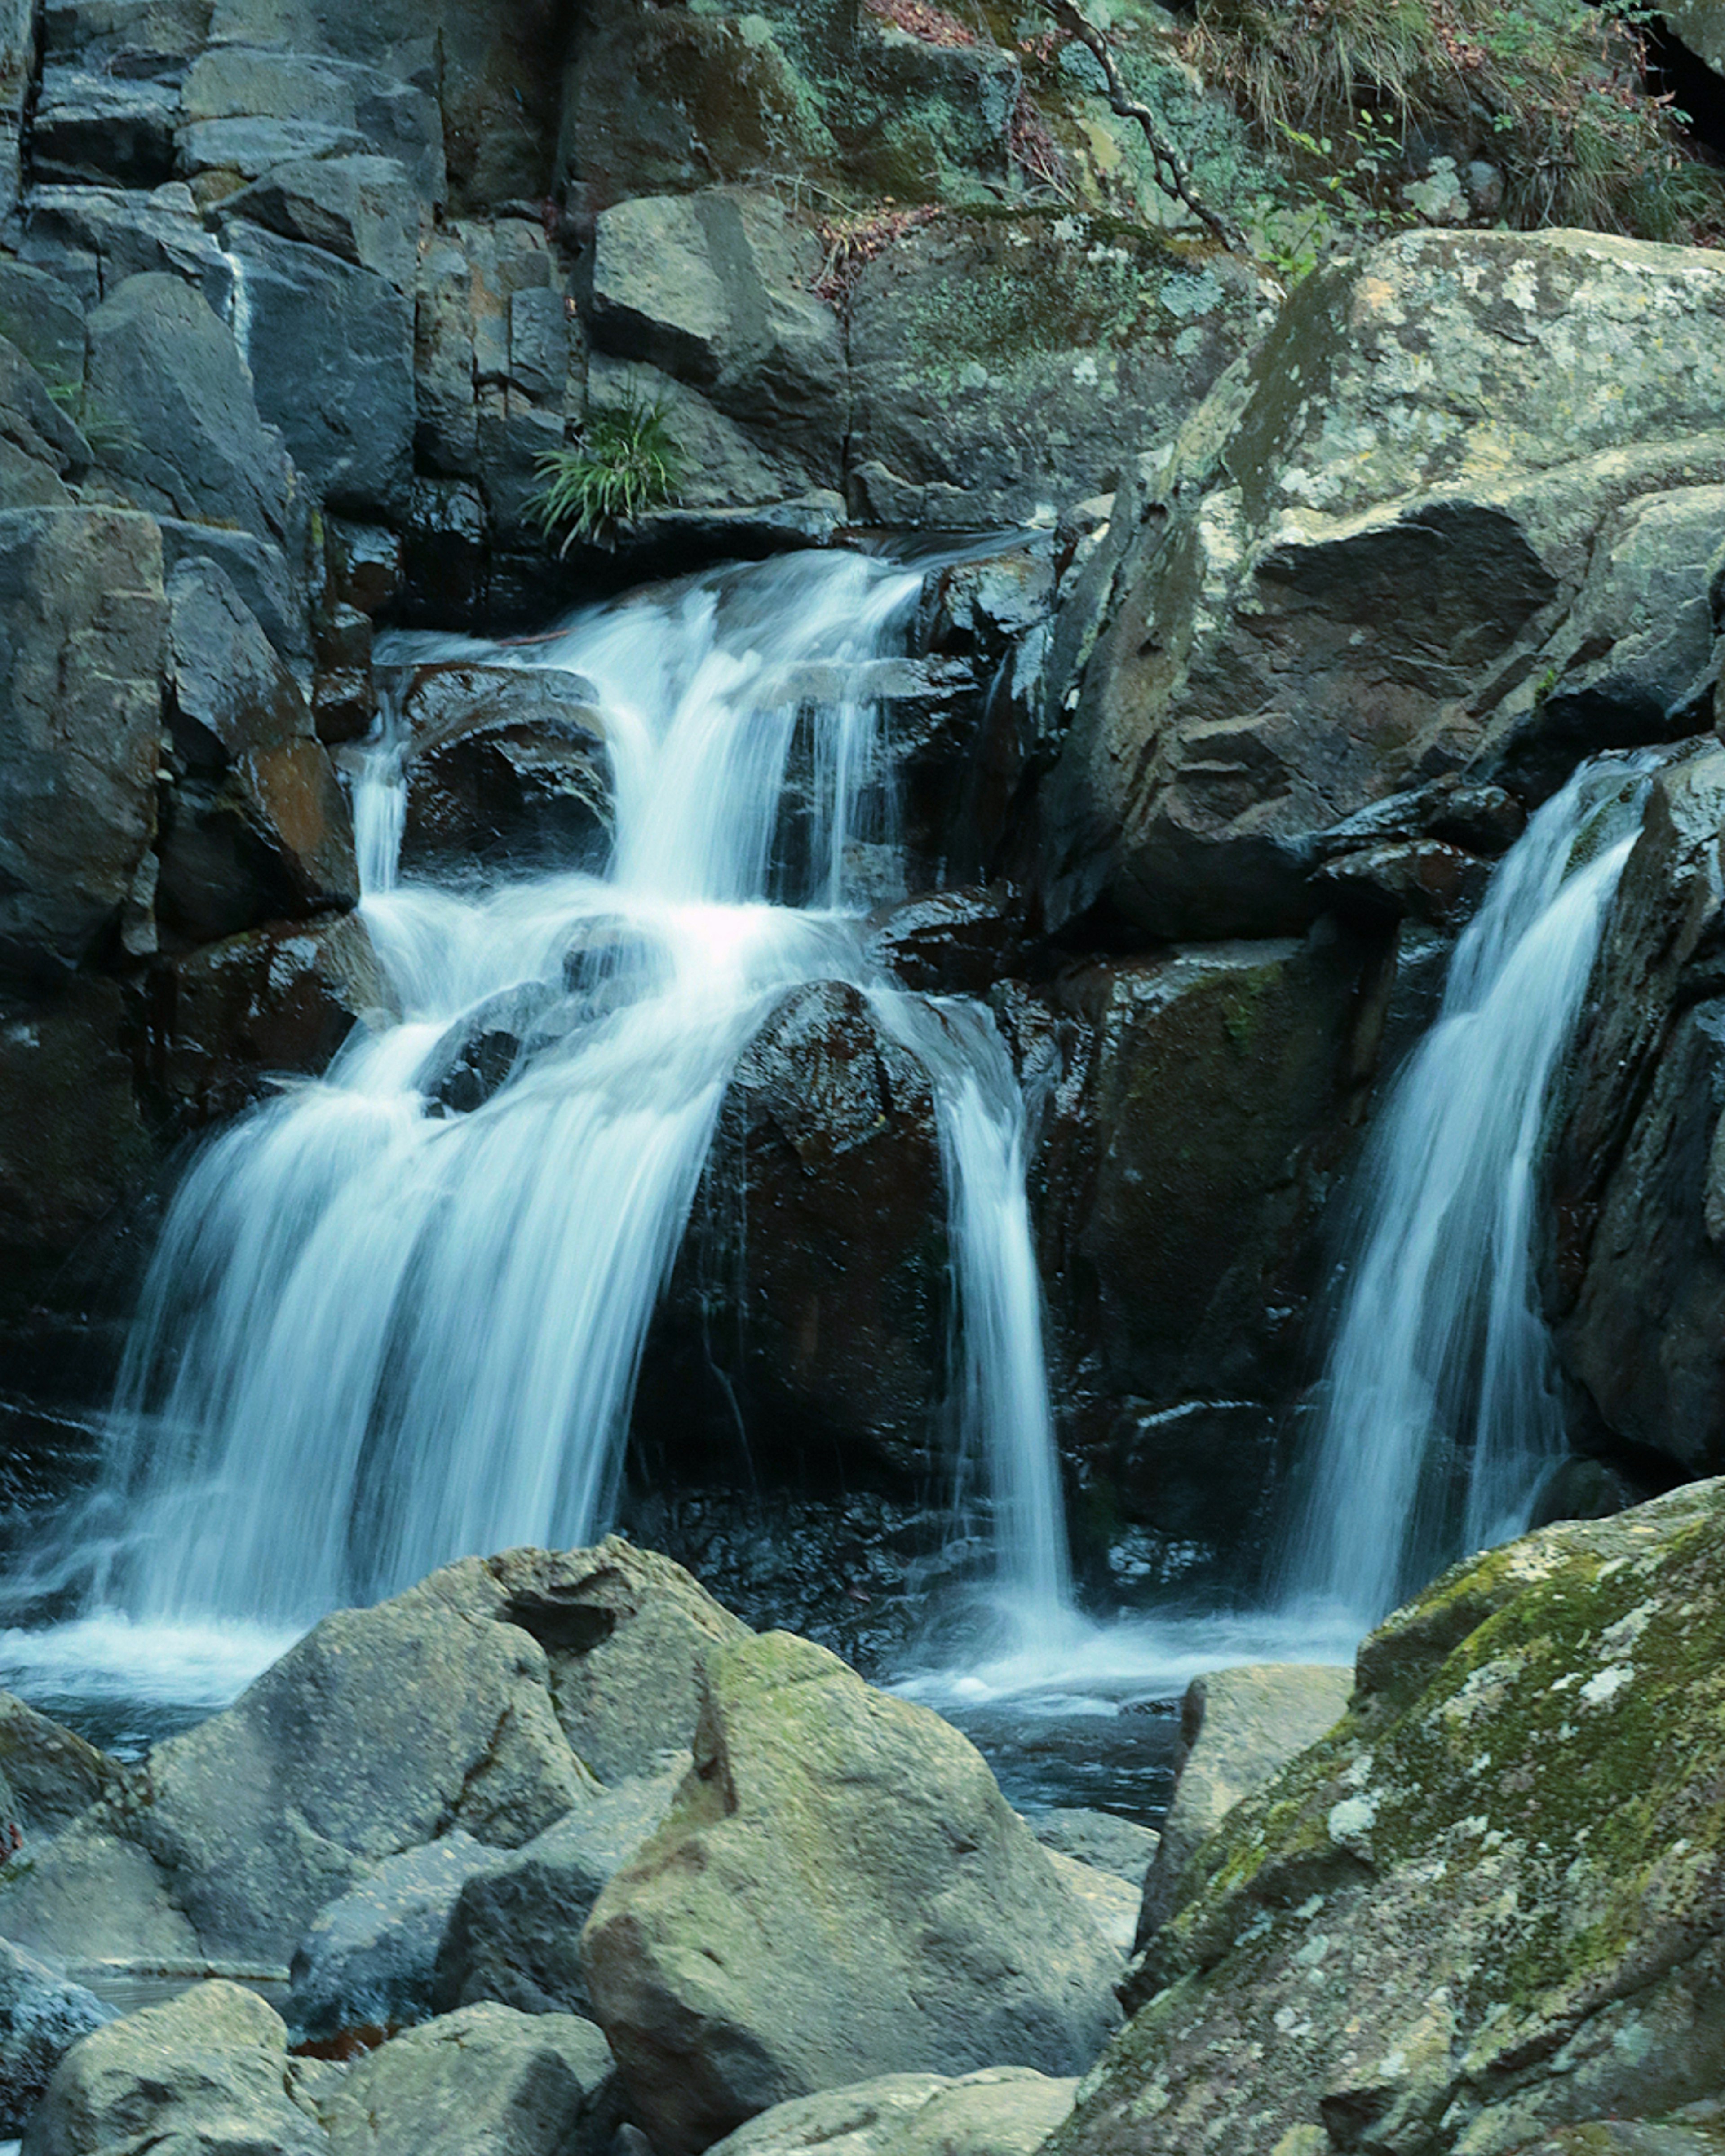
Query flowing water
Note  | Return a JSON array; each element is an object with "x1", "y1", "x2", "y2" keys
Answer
[
  {"x1": 1279, "y1": 753, "x2": 1659, "y2": 1628},
  {"x1": 0, "y1": 549, "x2": 1079, "y2": 1727}
]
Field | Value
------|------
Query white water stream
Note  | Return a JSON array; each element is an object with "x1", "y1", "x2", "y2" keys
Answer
[
  {"x1": 1280, "y1": 753, "x2": 1657, "y2": 1626},
  {"x1": 3, "y1": 551, "x2": 1079, "y2": 1711}
]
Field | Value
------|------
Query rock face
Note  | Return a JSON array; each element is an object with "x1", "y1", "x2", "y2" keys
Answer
[
  {"x1": 1039, "y1": 229, "x2": 1725, "y2": 941},
  {"x1": 1544, "y1": 743, "x2": 1725, "y2": 1480},
  {"x1": 0, "y1": 1689, "x2": 120, "y2": 1844},
  {"x1": 1134, "y1": 1662, "x2": 1353, "y2": 1944},
  {"x1": 0, "y1": 1939, "x2": 113, "y2": 2135},
  {"x1": 583, "y1": 1629, "x2": 1121, "y2": 2156},
  {"x1": 1053, "y1": 1481, "x2": 1725, "y2": 2156}
]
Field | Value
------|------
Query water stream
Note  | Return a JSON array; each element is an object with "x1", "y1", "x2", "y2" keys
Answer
[{"x1": 1279, "y1": 753, "x2": 1658, "y2": 1627}]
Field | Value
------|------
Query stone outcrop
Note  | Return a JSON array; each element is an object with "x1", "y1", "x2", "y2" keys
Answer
[
  {"x1": 1053, "y1": 1481, "x2": 1725, "y2": 2156},
  {"x1": 706, "y1": 2069, "x2": 1079, "y2": 2156},
  {"x1": 1038, "y1": 229, "x2": 1725, "y2": 941},
  {"x1": 0, "y1": 1939, "x2": 112, "y2": 2135},
  {"x1": 583, "y1": 1629, "x2": 1121, "y2": 2156}
]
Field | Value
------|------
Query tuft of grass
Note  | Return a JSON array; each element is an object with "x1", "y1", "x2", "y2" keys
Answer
[
  {"x1": 1185, "y1": 0, "x2": 1725, "y2": 243},
  {"x1": 528, "y1": 394, "x2": 685, "y2": 554}
]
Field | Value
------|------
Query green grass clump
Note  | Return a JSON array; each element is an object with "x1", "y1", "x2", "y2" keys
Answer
[
  {"x1": 1185, "y1": 0, "x2": 1724, "y2": 243},
  {"x1": 529, "y1": 395, "x2": 686, "y2": 553}
]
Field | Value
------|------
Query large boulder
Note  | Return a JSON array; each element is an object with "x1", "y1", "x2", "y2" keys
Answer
[
  {"x1": 1053, "y1": 1480, "x2": 1725, "y2": 2156},
  {"x1": 1543, "y1": 742, "x2": 1725, "y2": 1477},
  {"x1": 707, "y1": 2069, "x2": 1079, "y2": 2156},
  {"x1": 0, "y1": 506, "x2": 165, "y2": 985},
  {"x1": 1039, "y1": 228, "x2": 1725, "y2": 940},
  {"x1": 1133, "y1": 1662, "x2": 1353, "y2": 1944},
  {"x1": 84, "y1": 273, "x2": 296, "y2": 546},
  {"x1": 21, "y1": 1980, "x2": 325, "y2": 2156},
  {"x1": 582, "y1": 1630, "x2": 1121, "y2": 2156},
  {"x1": 317, "y1": 2002, "x2": 616, "y2": 2156},
  {"x1": 0, "y1": 1689, "x2": 120, "y2": 1844}
]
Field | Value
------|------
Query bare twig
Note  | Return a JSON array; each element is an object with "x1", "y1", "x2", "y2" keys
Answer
[{"x1": 1041, "y1": 0, "x2": 1242, "y2": 250}]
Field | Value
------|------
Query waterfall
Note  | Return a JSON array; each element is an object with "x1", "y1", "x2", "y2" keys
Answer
[
  {"x1": 1281, "y1": 753, "x2": 1658, "y2": 1626},
  {"x1": 47, "y1": 551, "x2": 1072, "y2": 1652}
]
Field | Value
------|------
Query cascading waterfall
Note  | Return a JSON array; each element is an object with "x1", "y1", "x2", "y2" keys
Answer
[
  {"x1": 1281, "y1": 752, "x2": 1658, "y2": 1626},
  {"x1": 55, "y1": 550, "x2": 1074, "y2": 1654}
]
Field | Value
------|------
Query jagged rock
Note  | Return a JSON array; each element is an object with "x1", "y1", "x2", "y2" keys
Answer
[
  {"x1": 706, "y1": 2069, "x2": 1079, "y2": 2156},
  {"x1": 1133, "y1": 1662, "x2": 1353, "y2": 1946},
  {"x1": 865, "y1": 890, "x2": 1033, "y2": 996},
  {"x1": 0, "y1": 505, "x2": 166, "y2": 985},
  {"x1": 1056, "y1": 1482, "x2": 1725, "y2": 2156},
  {"x1": 167, "y1": 556, "x2": 310, "y2": 769},
  {"x1": 583, "y1": 1630, "x2": 1121, "y2": 2156},
  {"x1": 0, "y1": 1938, "x2": 114, "y2": 2135},
  {"x1": 158, "y1": 518, "x2": 307, "y2": 674},
  {"x1": 586, "y1": 189, "x2": 846, "y2": 496},
  {"x1": 19, "y1": 182, "x2": 236, "y2": 310},
  {"x1": 650, "y1": 980, "x2": 949, "y2": 1483},
  {"x1": 1026, "y1": 1808, "x2": 1160, "y2": 1887},
  {"x1": 1310, "y1": 837, "x2": 1494, "y2": 928},
  {"x1": 21, "y1": 1980, "x2": 323, "y2": 2156},
  {"x1": 0, "y1": 0, "x2": 31, "y2": 221},
  {"x1": 1039, "y1": 229, "x2": 1725, "y2": 939},
  {"x1": 31, "y1": 66, "x2": 178, "y2": 187},
  {"x1": 223, "y1": 224, "x2": 414, "y2": 517},
  {"x1": 179, "y1": 46, "x2": 444, "y2": 201},
  {"x1": 288, "y1": 1829, "x2": 504, "y2": 2041},
  {"x1": 848, "y1": 214, "x2": 1264, "y2": 529},
  {"x1": 0, "y1": 334, "x2": 89, "y2": 506},
  {"x1": 226, "y1": 155, "x2": 424, "y2": 289},
  {"x1": 397, "y1": 663, "x2": 610, "y2": 873},
  {"x1": 0, "y1": 260, "x2": 86, "y2": 394},
  {"x1": 1544, "y1": 742, "x2": 1725, "y2": 1477},
  {"x1": 433, "y1": 1765, "x2": 682, "y2": 2018},
  {"x1": 84, "y1": 272, "x2": 293, "y2": 544},
  {"x1": 141, "y1": 913, "x2": 393, "y2": 1122},
  {"x1": 0, "y1": 1689, "x2": 120, "y2": 1843},
  {"x1": 318, "y1": 2002, "x2": 616, "y2": 2156}
]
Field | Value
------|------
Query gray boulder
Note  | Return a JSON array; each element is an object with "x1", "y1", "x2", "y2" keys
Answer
[
  {"x1": 318, "y1": 2002, "x2": 615, "y2": 2156},
  {"x1": 0, "y1": 1939, "x2": 114, "y2": 2135},
  {"x1": 583, "y1": 1630, "x2": 1121, "y2": 2156},
  {"x1": 223, "y1": 224, "x2": 413, "y2": 517},
  {"x1": 0, "y1": 333, "x2": 88, "y2": 506},
  {"x1": 433, "y1": 1765, "x2": 682, "y2": 2018},
  {"x1": 1134, "y1": 1661, "x2": 1353, "y2": 1947},
  {"x1": 0, "y1": 260, "x2": 85, "y2": 395},
  {"x1": 0, "y1": 505, "x2": 166, "y2": 985},
  {"x1": 1027, "y1": 1809, "x2": 1160, "y2": 1887},
  {"x1": 226, "y1": 155, "x2": 423, "y2": 290},
  {"x1": 20, "y1": 1979, "x2": 324, "y2": 2156},
  {"x1": 19, "y1": 183, "x2": 236, "y2": 311},
  {"x1": 707, "y1": 2069, "x2": 1079, "y2": 2156},
  {"x1": 0, "y1": 1689, "x2": 121, "y2": 1844},
  {"x1": 288, "y1": 1829, "x2": 504, "y2": 2041},
  {"x1": 85, "y1": 272, "x2": 294, "y2": 544},
  {"x1": 1039, "y1": 227, "x2": 1725, "y2": 940}
]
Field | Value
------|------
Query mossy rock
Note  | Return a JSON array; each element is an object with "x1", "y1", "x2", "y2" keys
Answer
[{"x1": 1051, "y1": 1480, "x2": 1725, "y2": 2156}]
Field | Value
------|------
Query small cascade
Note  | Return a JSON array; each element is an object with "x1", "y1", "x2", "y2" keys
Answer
[
  {"x1": 37, "y1": 551, "x2": 1074, "y2": 1657},
  {"x1": 1280, "y1": 753, "x2": 1658, "y2": 1626}
]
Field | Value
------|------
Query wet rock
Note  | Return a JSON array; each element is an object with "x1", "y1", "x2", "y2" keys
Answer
[
  {"x1": 397, "y1": 663, "x2": 610, "y2": 873},
  {"x1": 31, "y1": 66, "x2": 178, "y2": 187},
  {"x1": 585, "y1": 188, "x2": 846, "y2": 503},
  {"x1": 226, "y1": 155, "x2": 424, "y2": 289},
  {"x1": 1026, "y1": 1808, "x2": 1159, "y2": 1887},
  {"x1": 84, "y1": 271, "x2": 294, "y2": 545},
  {"x1": 288, "y1": 1829, "x2": 504, "y2": 2043},
  {"x1": 1133, "y1": 1662, "x2": 1353, "y2": 1947},
  {"x1": 865, "y1": 889, "x2": 1032, "y2": 996},
  {"x1": 0, "y1": 1937, "x2": 114, "y2": 2136},
  {"x1": 584, "y1": 1630, "x2": 1122, "y2": 2156},
  {"x1": 1039, "y1": 229, "x2": 1725, "y2": 939},
  {"x1": 0, "y1": 1689, "x2": 121, "y2": 1843},
  {"x1": 159, "y1": 518, "x2": 308, "y2": 674},
  {"x1": 0, "y1": 333, "x2": 89, "y2": 507},
  {"x1": 433, "y1": 1765, "x2": 682, "y2": 2018},
  {"x1": 0, "y1": 505, "x2": 166, "y2": 985},
  {"x1": 21, "y1": 1979, "x2": 323, "y2": 2156},
  {"x1": 1056, "y1": 1482, "x2": 1725, "y2": 2156},
  {"x1": 223, "y1": 223, "x2": 414, "y2": 517},
  {"x1": 19, "y1": 182, "x2": 236, "y2": 310},
  {"x1": 142, "y1": 913, "x2": 393, "y2": 1126},
  {"x1": 706, "y1": 2069, "x2": 1079, "y2": 2156},
  {"x1": 166, "y1": 555, "x2": 309, "y2": 769},
  {"x1": 1544, "y1": 743, "x2": 1725, "y2": 1477},
  {"x1": 663, "y1": 980, "x2": 950, "y2": 1483},
  {"x1": 317, "y1": 2002, "x2": 616, "y2": 2156},
  {"x1": 1310, "y1": 837, "x2": 1493, "y2": 928},
  {"x1": 847, "y1": 216, "x2": 1262, "y2": 529}
]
